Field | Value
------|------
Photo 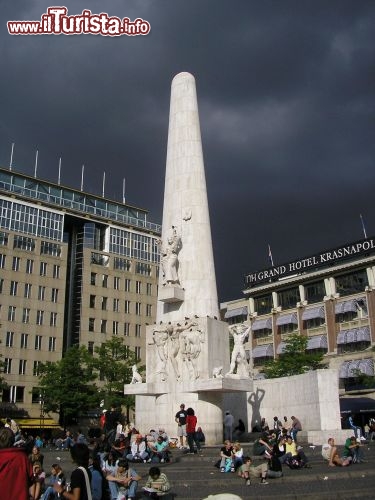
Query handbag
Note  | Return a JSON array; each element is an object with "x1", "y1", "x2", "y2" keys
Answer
[{"x1": 78, "y1": 466, "x2": 93, "y2": 500}]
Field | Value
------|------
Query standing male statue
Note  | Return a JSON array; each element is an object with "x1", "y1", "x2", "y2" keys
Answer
[
  {"x1": 157, "y1": 226, "x2": 181, "y2": 285},
  {"x1": 226, "y1": 323, "x2": 250, "y2": 377}
]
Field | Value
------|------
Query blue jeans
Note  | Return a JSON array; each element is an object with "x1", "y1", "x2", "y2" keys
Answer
[{"x1": 187, "y1": 432, "x2": 201, "y2": 453}]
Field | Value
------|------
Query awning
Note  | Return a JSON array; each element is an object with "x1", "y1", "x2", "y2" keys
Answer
[
  {"x1": 356, "y1": 326, "x2": 371, "y2": 342},
  {"x1": 224, "y1": 306, "x2": 248, "y2": 319},
  {"x1": 302, "y1": 306, "x2": 325, "y2": 321},
  {"x1": 276, "y1": 312, "x2": 298, "y2": 326},
  {"x1": 340, "y1": 396, "x2": 375, "y2": 414},
  {"x1": 336, "y1": 326, "x2": 371, "y2": 345},
  {"x1": 306, "y1": 335, "x2": 328, "y2": 350},
  {"x1": 339, "y1": 359, "x2": 374, "y2": 378},
  {"x1": 16, "y1": 418, "x2": 61, "y2": 429},
  {"x1": 252, "y1": 317, "x2": 272, "y2": 331},
  {"x1": 252, "y1": 344, "x2": 274, "y2": 358},
  {"x1": 276, "y1": 342, "x2": 286, "y2": 354},
  {"x1": 335, "y1": 298, "x2": 364, "y2": 315}
]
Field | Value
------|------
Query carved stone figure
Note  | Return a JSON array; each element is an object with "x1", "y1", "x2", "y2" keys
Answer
[
  {"x1": 157, "y1": 226, "x2": 181, "y2": 286},
  {"x1": 181, "y1": 327, "x2": 204, "y2": 380},
  {"x1": 226, "y1": 323, "x2": 250, "y2": 377},
  {"x1": 212, "y1": 366, "x2": 224, "y2": 379},
  {"x1": 152, "y1": 329, "x2": 169, "y2": 381},
  {"x1": 130, "y1": 364, "x2": 143, "y2": 384}
]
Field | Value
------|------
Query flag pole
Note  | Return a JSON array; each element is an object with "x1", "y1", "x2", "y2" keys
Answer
[
  {"x1": 268, "y1": 243, "x2": 274, "y2": 267},
  {"x1": 9, "y1": 142, "x2": 15, "y2": 170},
  {"x1": 360, "y1": 214, "x2": 367, "y2": 239},
  {"x1": 58, "y1": 157, "x2": 61, "y2": 185},
  {"x1": 34, "y1": 149, "x2": 39, "y2": 178}
]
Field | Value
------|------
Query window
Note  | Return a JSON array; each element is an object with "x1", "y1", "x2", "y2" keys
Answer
[
  {"x1": 26, "y1": 258, "x2": 34, "y2": 274},
  {"x1": 0, "y1": 278, "x2": 3, "y2": 293},
  {"x1": 305, "y1": 281, "x2": 325, "y2": 304},
  {"x1": 135, "y1": 324, "x2": 141, "y2": 337},
  {"x1": 102, "y1": 274, "x2": 108, "y2": 288},
  {"x1": 4, "y1": 358, "x2": 12, "y2": 374},
  {"x1": 114, "y1": 257, "x2": 131, "y2": 271},
  {"x1": 35, "y1": 335, "x2": 42, "y2": 350},
  {"x1": 101, "y1": 297, "x2": 107, "y2": 311},
  {"x1": 36, "y1": 310, "x2": 44, "y2": 326},
  {"x1": 100, "y1": 320, "x2": 107, "y2": 334},
  {"x1": 136, "y1": 262, "x2": 151, "y2": 276},
  {"x1": 88, "y1": 341, "x2": 94, "y2": 355},
  {"x1": 136, "y1": 281, "x2": 142, "y2": 294},
  {"x1": 124, "y1": 300, "x2": 130, "y2": 314},
  {"x1": 33, "y1": 361, "x2": 41, "y2": 376},
  {"x1": 254, "y1": 294, "x2": 273, "y2": 315},
  {"x1": 40, "y1": 261, "x2": 47, "y2": 276},
  {"x1": 146, "y1": 283, "x2": 152, "y2": 296},
  {"x1": 125, "y1": 279, "x2": 131, "y2": 292},
  {"x1": 8, "y1": 306, "x2": 16, "y2": 322},
  {"x1": 89, "y1": 318, "x2": 95, "y2": 332},
  {"x1": 6, "y1": 331, "x2": 14, "y2": 347},
  {"x1": 50, "y1": 312, "x2": 57, "y2": 327},
  {"x1": 12, "y1": 256, "x2": 20, "y2": 271},
  {"x1": 113, "y1": 298, "x2": 120, "y2": 312},
  {"x1": 146, "y1": 304, "x2": 152, "y2": 317},
  {"x1": 22, "y1": 307, "x2": 30, "y2": 323},
  {"x1": 89, "y1": 295, "x2": 96, "y2": 308},
  {"x1": 336, "y1": 270, "x2": 369, "y2": 297},
  {"x1": 38, "y1": 286, "x2": 46, "y2": 301},
  {"x1": 48, "y1": 337, "x2": 56, "y2": 352},
  {"x1": 135, "y1": 346, "x2": 141, "y2": 361},
  {"x1": 114, "y1": 276, "x2": 120, "y2": 290},
  {"x1": 91, "y1": 272, "x2": 97, "y2": 285},
  {"x1": 136, "y1": 302, "x2": 142, "y2": 315},
  {"x1": 278, "y1": 287, "x2": 300, "y2": 310},
  {"x1": 2, "y1": 386, "x2": 24, "y2": 403},
  {"x1": 124, "y1": 323, "x2": 130, "y2": 336},
  {"x1": 0, "y1": 231, "x2": 8, "y2": 246},
  {"x1": 14, "y1": 235, "x2": 35, "y2": 251},
  {"x1": 20, "y1": 333, "x2": 28, "y2": 349},
  {"x1": 24, "y1": 283, "x2": 32, "y2": 299},
  {"x1": 53, "y1": 264, "x2": 60, "y2": 279},
  {"x1": 10, "y1": 281, "x2": 18, "y2": 296},
  {"x1": 0, "y1": 254, "x2": 5, "y2": 268},
  {"x1": 19, "y1": 359, "x2": 27, "y2": 375},
  {"x1": 41, "y1": 241, "x2": 61, "y2": 256},
  {"x1": 113, "y1": 321, "x2": 119, "y2": 335},
  {"x1": 51, "y1": 288, "x2": 59, "y2": 303}
]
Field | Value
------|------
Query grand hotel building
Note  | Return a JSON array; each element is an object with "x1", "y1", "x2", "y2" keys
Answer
[
  {"x1": 221, "y1": 237, "x2": 375, "y2": 394},
  {"x1": 0, "y1": 166, "x2": 160, "y2": 421}
]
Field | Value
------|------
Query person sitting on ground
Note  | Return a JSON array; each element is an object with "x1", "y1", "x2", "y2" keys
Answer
[
  {"x1": 237, "y1": 456, "x2": 268, "y2": 485},
  {"x1": 348, "y1": 414, "x2": 366, "y2": 441},
  {"x1": 29, "y1": 462, "x2": 46, "y2": 500},
  {"x1": 272, "y1": 416, "x2": 283, "y2": 438},
  {"x1": 195, "y1": 426, "x2": 205, "y2": 445},
  {"x1": 111, "y1": 435, "x2": 127, "y2": 459},
  {"x1": 40, "y1": 463, "x2": 65, "y2": 500},
  {"x1": 143, "y1": 466, "x2": 171, "y2": 497},
  {"x1": 219, "y1": 440, "x2": 233, "y2": 472},
  {"x1": 0, "y1": 427, "x2": 34, "y2": 500},
  {"x1": 282, "y1": 435, "x2": 309, "y2": 467},
  {"x1": 126, "y1": 434, "x2": 149, "y2": 462},
  {"x1": 272, "y1": 435, "x2": 287, "y2": 462},
  {"x1": 148, "y1": 435, "x2": 169, "y2": 463},
  {"x1": 343, "y1": 436, "x2": 365, "y2": 464},
  {"x1": 29, "y1": 445, "x2": 44, "y2": 467},
  {"x1": 89, "y1": 455, "x2": 107, "y2": 500},
  {"x1": 106, "y1": 458, "x2": 141, "y2": 500},
  {"x1": 322, "y1": 437, "x2": 350, "y2": 467},
  {"x1": 282, "y1": 416, "x2": 291, "y2": 435},
  {"x1": 253, "y1": 431, "x2": 273, "y2": 458},
  {"x1": 157, "y1": 428, "x2": 169, "y2": 443},
  {"x1": 267, "y1": 452, "x2": 283, "y2": 478},
  {"x1": 231, "y1": 442, "x2": 244, "y2": 471},
  {"x1": 260, "y1": 417, "x2": 269, "y2": 432}
]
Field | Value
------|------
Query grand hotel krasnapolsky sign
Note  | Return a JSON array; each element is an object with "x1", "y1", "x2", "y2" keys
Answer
[{"x1": 245, "y1": 236, "x2": 375, "y2": 288}]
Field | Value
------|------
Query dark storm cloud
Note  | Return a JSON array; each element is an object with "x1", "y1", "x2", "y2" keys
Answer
[{"x1": 1, "y1": 0, "x2": 374, "y2": 301}]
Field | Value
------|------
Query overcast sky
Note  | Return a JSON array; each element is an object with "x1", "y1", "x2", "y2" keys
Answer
[{"x1": 1, "y1": 1, "x2": 374, "y2": 302}]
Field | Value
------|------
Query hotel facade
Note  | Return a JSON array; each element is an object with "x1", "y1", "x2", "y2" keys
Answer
[
  {"x1": 0, "y1": 166, "x2": 160, "y2": 420},
  {"x1": 221, "y1": 237, "x2": 375, "y2": 394}
]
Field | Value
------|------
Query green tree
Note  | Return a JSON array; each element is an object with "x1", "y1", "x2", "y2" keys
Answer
[
  {"x1": 262, "y1": 333, "x2": 324, "y2": 379},
  {"x1": 91, "y1": 337, "x2": 144, "y2": 418},
  {"x1": 37, "y1": 345, "x2": 100, "y2": 426}
]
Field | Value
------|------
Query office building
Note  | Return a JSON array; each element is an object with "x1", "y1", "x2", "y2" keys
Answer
[{"x1": 0, "y1": 166, "x2": 160, "y2": 420}]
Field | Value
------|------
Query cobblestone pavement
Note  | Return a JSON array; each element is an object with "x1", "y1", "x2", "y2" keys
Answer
[{"x1": 41, "y1": 440, "x2": 375, "y2": 499}]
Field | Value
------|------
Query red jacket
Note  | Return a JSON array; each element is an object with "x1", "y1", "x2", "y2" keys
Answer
[
  {"x1": 186, "y1": 414, "x2": 197, "y2": 434},
  {"x1": 0, "y1": 447, "x2": 34, "y2": 500}
]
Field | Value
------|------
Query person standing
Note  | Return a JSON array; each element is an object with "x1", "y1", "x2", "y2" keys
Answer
[
  {"x1": 224, "y1": 411, "x2": 234, "y2": 441},
  {"x1": 175, "y1": 403, "x2": 187, "y2": 449},
  {"x1": 290, "y1": 416, "x2": 302, "y2": 442},
  {"x1": 186, "y1": 407, "x2": 202, "y2": 455},
  {"x1": 54, "y1": 443, "x2": 92, "y2": 500}
]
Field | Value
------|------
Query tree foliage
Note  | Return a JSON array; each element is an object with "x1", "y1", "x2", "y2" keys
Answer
[
  {"x1": 38, "y1": 345, "x2": 100, "y2": 425},
  {"x1": 262, "y1": 334, "x2": 324, "y2": 379}
]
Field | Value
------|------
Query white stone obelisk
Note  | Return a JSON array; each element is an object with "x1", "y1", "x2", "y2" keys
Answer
[{"x1": 157, "y1": 72, "x2": 219, "y2": 323}]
